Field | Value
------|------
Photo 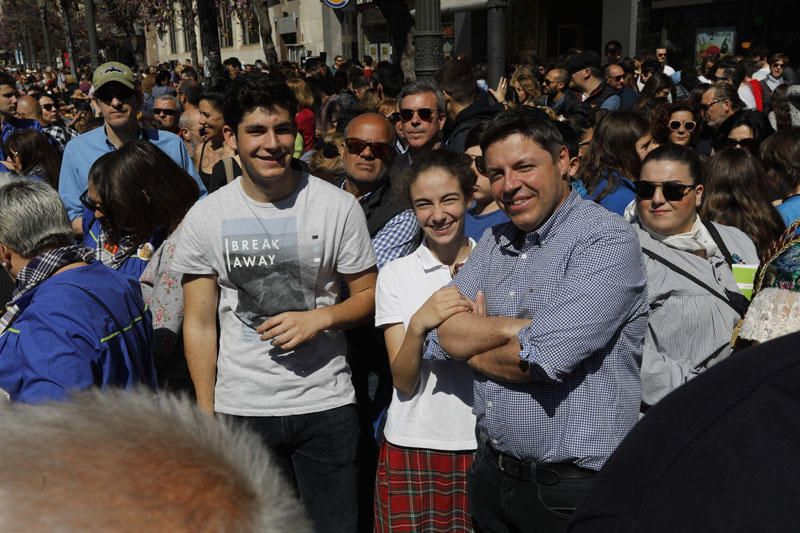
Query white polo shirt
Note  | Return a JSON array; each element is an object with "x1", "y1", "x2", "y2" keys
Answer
[{"x1": 375, "y1": 240, "x2": 477, "y2": 451}]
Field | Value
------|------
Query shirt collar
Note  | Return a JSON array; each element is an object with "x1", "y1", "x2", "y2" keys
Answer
[
  {"x1": 416, "y1": 237, "x2": 477, "y2": 273},
  {"x1": 498, "y1": 189, "x2": 581, "y2": 252},
  {"x1": 102, "y1": 124, "x2": 151, "y2": 150}
]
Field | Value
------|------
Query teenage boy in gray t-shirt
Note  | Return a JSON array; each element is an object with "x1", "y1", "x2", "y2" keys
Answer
[{"x1": 174, "y1": 74, "x2": 377, "y2": 533}]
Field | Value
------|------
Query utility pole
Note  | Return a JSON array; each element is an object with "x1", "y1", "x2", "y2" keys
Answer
[
  {"x1": 487, "y1": 0, "x2": 508, "y2": 88},
  {"x1": 37, "y1": 0, "x2": 53, "y2": 67},
  {"x1": 84, "y1": 0, "x2": 100, "y2": 70},
  {"x1": 413, "y1": 0, "x2": 442, "y2": 81},
  {"x1": 57, "y1": 0, "x2": 78, "y2": 78}
]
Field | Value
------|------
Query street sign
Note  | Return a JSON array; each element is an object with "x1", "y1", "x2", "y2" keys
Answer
[{"x1": 323, "y1": 0, "x2": 350, "y2": 8}]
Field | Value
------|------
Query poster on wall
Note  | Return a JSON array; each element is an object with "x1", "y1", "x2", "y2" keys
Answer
[
  {"x1": 380, "y1": 43, "x2": 392, "y2": 62},
  {"x1": 696, "y1": 27, "x2": 736, "y2": 64}
]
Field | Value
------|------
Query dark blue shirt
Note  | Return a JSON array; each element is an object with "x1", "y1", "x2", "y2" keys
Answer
[
  {"x1": 424, "y1": 191, "x2": 649, "y2": 470},
  {"x1": 464, "y1": 206, "x2": 509, "y2": 242}
]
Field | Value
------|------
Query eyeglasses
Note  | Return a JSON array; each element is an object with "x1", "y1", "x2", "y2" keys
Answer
[
  {"x1": 387, "y1": 112, "x2": 400, "y2": 124},
  {"x1": 95, "y1": 85, "x2": 135, "y2": 104},
  {"x1": 399, "y1": 108, "x2": 436, "y2": 122},
  {"x1": 722, "y1": 137, "x2": 756, "y2": 150},
  {"x1": 466, "y1": 153, "x2": 487, "y2": 174},
  {"x1": 700, "y1": 98, "x2": 727, "y2": 112},
  {"x1": 41, "y1": 103, "x2": 58, "y2": 111},
  {"x1": 153, "y1": 108, "x2": 179, "y2": 117},
  {"x1": 657, "y1": 53, "x2": 667, "y2": 58},
  {"x1": 608, "y1": 74, "x2": 625, "y2": 82},
  {"x1": 344, "y1": 138, "x2": 394, "y2": 159},
  {"x1": 634, "y1": 180, "x2": 697, "y2": 201},
  {"x1": 80, "y1": 190, "x2": 103, "y2": 212},
  {"x1": 669, "y1": 120, "x2": 697, "y2": 132},
  {"x1": 772, "y1": 62, "x2": 786, "y2": 69}
]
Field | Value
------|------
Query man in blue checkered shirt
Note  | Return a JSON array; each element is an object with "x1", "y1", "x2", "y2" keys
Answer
[{"x1": 423, "y1": 109, "x2": 649, "y2": 532}]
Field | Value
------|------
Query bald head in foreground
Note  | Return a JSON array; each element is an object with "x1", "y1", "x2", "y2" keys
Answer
[{"x1": 0, "y1": 390, "x2": 312, "y2": 532}]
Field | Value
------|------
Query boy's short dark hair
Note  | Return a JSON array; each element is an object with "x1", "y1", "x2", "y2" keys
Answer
[{"x1": 223, "y1": 73, "x2": 298, "y2": 129}]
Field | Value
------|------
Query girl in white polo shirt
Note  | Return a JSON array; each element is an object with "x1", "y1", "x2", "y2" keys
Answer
[{"x1": 373, "y1": 149, "x2": 478, "y2": 533}]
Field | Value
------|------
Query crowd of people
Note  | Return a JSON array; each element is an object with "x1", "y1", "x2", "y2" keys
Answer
[{"x1": 2, "y1": 41, "x2": 800, "y2": 532}]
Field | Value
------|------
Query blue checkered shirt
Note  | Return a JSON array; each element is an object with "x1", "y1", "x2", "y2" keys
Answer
[
  {"x1": 424, "y1": 191, "x2": 649, "y2": 470},
  {"x1": 371, "y1": 208, "x2": 419, "y2": 269}
]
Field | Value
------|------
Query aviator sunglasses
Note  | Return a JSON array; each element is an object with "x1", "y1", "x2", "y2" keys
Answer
[
  {"x1": 668, "y1": 120, "x2": 696, "y2": 132},
  {"x1": 398, "y1": 108, "x2": 436, "y2": 122},
  {"x1": 634, "y1": 180, "x2": 697, "y2": 201},
  {"x1": 344, "y1": 138, "x2": 394, "y2": 159}
]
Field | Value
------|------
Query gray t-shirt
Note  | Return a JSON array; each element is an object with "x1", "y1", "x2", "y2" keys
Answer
[{"x1": 173, "y1": 174, "x2": 377, "y2": 416}]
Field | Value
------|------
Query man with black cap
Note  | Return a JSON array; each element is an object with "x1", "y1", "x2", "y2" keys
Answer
[
  {"x1": 59, "y1": 62, "x2": 205, "y2": 236},
  {"x1": 568, "y1": 50, "x2": 621, "y2": 113}
]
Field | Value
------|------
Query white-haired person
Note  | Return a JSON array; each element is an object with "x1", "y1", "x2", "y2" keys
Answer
[
  {"x1": 0, "y1": 389, "x2": 312, "y2": 532},
  {"x1": 0, "y1": 180, "x2": 156, "y2": 403}
]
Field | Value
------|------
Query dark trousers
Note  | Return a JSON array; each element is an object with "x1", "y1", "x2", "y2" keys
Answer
[
  {"x1": 231, "y1": 404, "x2": 359, "y2": 533},
  {"x1": 468, "y1": 445, "x2": 594, "y2": 533}
]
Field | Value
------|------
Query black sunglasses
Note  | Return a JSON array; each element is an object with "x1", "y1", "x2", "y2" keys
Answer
[
  {"x1": 80, "y1": 190, "x2": 103, "y2": 212},
  {"x1": 399, "y1": 108, "x2": 436, "y2": 122},
  {"x1": 635, "y1": 180, "x2": 697, "y2": 201},
  {"x1": 669, "y1": 120, "x2": 696, "y2": 132},
  {"x1": 608, "y1": 74, "x2": 625, "y2": 82},
  {"x1": 95, "y1": 86, "x2": 135, "y2": 103},
  {"x1": 772, "y1": 62, "x2": 786, "y2": 68},
  {"x1": 153, "y1": 108, "x2": 179, "y2": 117},
  {"x1": 387, "y1": 112, "x2": 401, "y2": 124},
  {"x1": 344, "y1": 138, "x2": 394, "y2": 159},
  {"x1": 41, "y1": 103, "x2": 58, "y2": 111},
  {"x1": 722, "y1": 137, "x2": 756, "y2": 150},
  {"x1": 466, "y1": 153, "x2": 487, "y2": 174}
]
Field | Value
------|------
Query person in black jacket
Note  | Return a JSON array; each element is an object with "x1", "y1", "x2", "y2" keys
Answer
[{"x1": 434, "y1": 57, "x2": 503, "y2": 153}]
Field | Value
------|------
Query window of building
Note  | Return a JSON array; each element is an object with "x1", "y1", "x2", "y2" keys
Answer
[
  {"x1": 181, "y1": 10, "x2": 192, "y2": 53},
  {"x1": 241, "y1": 8, "x2": 261, "y2": 45},
  {"x1": 218, "y1": 6, "x2": 234, "y2": 48},
  {"x1": 168, "y1": 21, "x2": 178, "y2": 55}
]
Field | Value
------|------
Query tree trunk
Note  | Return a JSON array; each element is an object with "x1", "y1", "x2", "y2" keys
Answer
[
  {"x1": 253, "y1": 0, "x2": 278, "y2": 67},
  {"x1": 57, "y1": 0, "x2": 78, "y2": 77},
  {"x1": 181, "y1": 0, "x2": 199, "y2": 68},
  {"x1": 38, "y1": 0, "x2": 53, "y2": 67},
  {"x1": 374, "y1": 0, "x2": 413, "y2": 66},
  {"x1": 196, "y1": 0, "x2": 223, "y2": 86},
  {"x1": 84, "y1": 0, "x2": 101, "y2": 70}
]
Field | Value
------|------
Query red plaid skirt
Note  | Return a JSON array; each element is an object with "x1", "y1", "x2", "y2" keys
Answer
[{"x1": 374, "y1": 440, "x2": 474, "y2": 533}]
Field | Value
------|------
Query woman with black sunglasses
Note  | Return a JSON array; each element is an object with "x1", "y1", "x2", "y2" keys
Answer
[
  {"x1": 624, "y1": 144, "x2": 759, "y2": 412},
  {"x1": 712, "y1": 109, "x2": 774, "y2": 155}
]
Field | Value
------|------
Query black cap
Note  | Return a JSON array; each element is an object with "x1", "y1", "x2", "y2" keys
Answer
[{"x1": 567, "y1": 51, "x2": 601, "y2": 74}]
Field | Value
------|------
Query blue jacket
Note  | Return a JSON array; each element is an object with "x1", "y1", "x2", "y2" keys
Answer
[
  {"x1": 58, "y1": 126, "x2": 205, "y2": 221},
  {"x1": 587, "y1": 172, "x2": 636, "y2": 217},
  {"x1": 0, "y1": 117, "x2": 43, "y2": 171},
  {"x1": 0, "y1": 262, "x2": 156, "y2": 403}
]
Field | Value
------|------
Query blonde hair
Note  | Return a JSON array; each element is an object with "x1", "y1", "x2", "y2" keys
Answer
[
  {"x1": 377, "y1": 98, "x2": 397, "y2": 118},
  {"x1": 287, "y1": 77, "x2": 314, "y2": 110}
]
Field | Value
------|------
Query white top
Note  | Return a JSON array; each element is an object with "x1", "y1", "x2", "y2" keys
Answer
[
  {"x1": 662, "y1": 64, "x2": 675, "y2": 76},
  {"x1": 739, "y1": 83, "x2": 757, "y2": 110},
  {"x1": 173, "y1": 174, "x2": 376, "y2": 416},
  {"x1": 375, "y1": 240, "x2": 477, "y2": 451}
]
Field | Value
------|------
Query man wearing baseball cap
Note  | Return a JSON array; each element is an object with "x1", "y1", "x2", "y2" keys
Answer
[
  {"x1": 59, "y1": 61, "x2": 206, "y2": 236},
  {"x1": 568, "y1": 50, "x2": 622, "y2": 113}
]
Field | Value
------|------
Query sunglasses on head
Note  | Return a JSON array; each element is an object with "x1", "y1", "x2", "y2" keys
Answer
[
  {"x1": 80, "y1": 190, "x2": 103, "y2": 212},
  {"x1": 344, "y1": 138, "x2": 394, "y2": 159},
  {"x1": 722, "y1": 137, "x2": 756, "y2": 150},
  {"x1": 634, "y1": 180, "x2": 696, "y2": 201},
  {"x1": 669, "y1": 120, "x2": 696, "y2": 132},
  {"x1": 41, "y1": 103, "x2": 58, "y2": 111},
  {"x1": 95, "y1": 86, "x2": 135, "y2": 103},
  {"x1": 399, "y1": 108, "x2": 436, "y2": 122},
  {"x1": 153, "y1": 108, "x2": 179, "y2": 117}
]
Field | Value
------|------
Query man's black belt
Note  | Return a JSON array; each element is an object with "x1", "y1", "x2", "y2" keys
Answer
[{"x1": 485, "y1": 444, "x2": 596, "y2": 484}]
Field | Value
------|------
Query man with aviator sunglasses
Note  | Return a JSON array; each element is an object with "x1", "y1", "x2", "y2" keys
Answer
[
  {"x1": 59, "y1": 62, "x2": 205, "y2": 237},
  {"x1": 392, "y1": 82, "x2": 446, "y2": 171}
]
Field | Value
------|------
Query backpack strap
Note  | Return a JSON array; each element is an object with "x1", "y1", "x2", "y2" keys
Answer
[
  {"x1": 702, "y1": 220, "x2": 735, "y2": 267},
  {"x1": 642, "y1": 248, "x2": 747, "y2": 318}
]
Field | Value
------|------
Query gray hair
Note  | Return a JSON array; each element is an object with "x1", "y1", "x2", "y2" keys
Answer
[
  {"x1": 0, "y1": 180, "x2": 72, "y2": 258},
  {"x1": 397, "y1": 81, "x2": 447, "y2": 115},
  {"x1": 178, "y1": 107, "x2": 200, "y2": 131},
  {"x1": 154, "y1": 94, "x2": 183, "y2": 113},
  {"x1": 0, "y1": 389, "x2": 312, "y2": 532}
]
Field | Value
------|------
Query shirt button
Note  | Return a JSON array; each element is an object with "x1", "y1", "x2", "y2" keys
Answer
[
  {"x1": 487, "y1": 400, "x2": 493, "y2": 408},
  {"x1": 521, "y1": 253, "x2": 527, "y2": 259},
  {"x1": 491, "y1": 438, "x2": 499, "y2": 445}
]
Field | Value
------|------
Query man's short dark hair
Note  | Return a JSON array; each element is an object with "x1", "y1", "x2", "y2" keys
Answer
[
  {"x1": 372, "y1": 63, "x2": 404, "y2": 98},
  {"x1": 434, "y1": 57, "x2": 478, "y2": 105},
  {"x1": 223, "y1": 57, "x2": 242, "y2": 69},
  {"x1": 155, "y1": 70, "x2": 172, "y2": 85},
  {"x1": 178, "y1": 79, "x2": 201, "y2": 106},
  {"x1": 223, "y1": 73, "x2": 298, "y2": 129},
  {"x1": 0, "y1": 71, "x2": 16, "y2": 88},
  {"x1": 641, "y1": 59, "x2": 661, "y2": 76},
  {"x1": 481, "y1": 108, "x2": 564, "y2": 162},
  {"x1": 605, "y1": 40, "x2": 622, "y2": 56}
]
